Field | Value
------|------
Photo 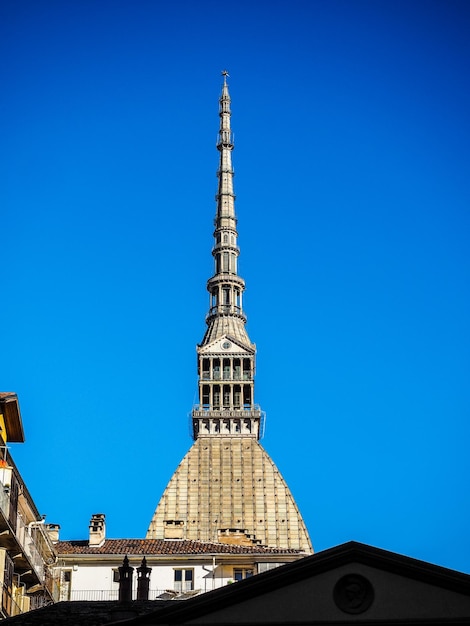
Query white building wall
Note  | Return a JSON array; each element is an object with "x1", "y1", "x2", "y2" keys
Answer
[
  {"x1": 55, "y1": 561, "x2": 232, "y2": 601},
  {"x1": 66, "y1": 564, "x2": 117, "y2": 594}
]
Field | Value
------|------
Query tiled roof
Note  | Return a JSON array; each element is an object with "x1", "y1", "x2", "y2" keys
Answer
[
  {"x1": 0, "y1": 392, "x2": 17, "y2": 399},
  {"x1": 55, "y1": 538, "x2": 303, "y2": 556},
  {"x1": 0, "y1": 392, "x2": 24, "y2": 442}
]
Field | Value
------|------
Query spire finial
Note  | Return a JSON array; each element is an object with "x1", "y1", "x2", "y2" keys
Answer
[{"x1": 221, "y1": 69, "x2": 229, "y2": 84}]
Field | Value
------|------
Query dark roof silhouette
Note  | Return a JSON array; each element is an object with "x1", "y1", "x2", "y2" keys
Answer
[{"x1": 115, "y1": 541, "x2": 470, "y2": 625}]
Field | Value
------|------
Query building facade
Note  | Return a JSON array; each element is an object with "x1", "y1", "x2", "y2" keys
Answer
[
  {"x1": 53, "y1": 514, "x2": 304, "y2": 602},
  {"x1": 0, "y1": 392, "x2": 57, "y2": 617},
  {"x1": 146, "y1": 73, "x2": 312, "y2": 554},
  {"x1": 9, "y1": 542, "x2": 470, "y2": 624}
]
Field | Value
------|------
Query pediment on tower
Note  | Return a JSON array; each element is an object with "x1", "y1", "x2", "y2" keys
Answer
[{"x1": 198, "y1": 335, "x2": 254, "y2": 355}]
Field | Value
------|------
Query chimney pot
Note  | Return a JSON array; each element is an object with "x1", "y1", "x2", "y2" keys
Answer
[{"x1": 89, "y1": 513, "x2": 106, "y2": 547}]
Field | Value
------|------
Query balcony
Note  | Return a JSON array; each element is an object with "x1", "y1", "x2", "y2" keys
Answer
[
  {"x1": 191, "y1": 405, "x2": 262, "y2": 419},
  {"x1": 206, "y1": 304, "x2": 245, "y2": 319},
  {"x1": 0, "y1": 478, "x2": 51, "y2": 585}
]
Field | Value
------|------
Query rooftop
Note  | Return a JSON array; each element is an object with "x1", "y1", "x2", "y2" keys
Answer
[{"x1": 56, "y1": 538, "x2": 304, "y2": 556}]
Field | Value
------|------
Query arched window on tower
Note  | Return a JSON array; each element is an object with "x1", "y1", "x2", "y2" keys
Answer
[
  {"x1": 243, "y1": 359, "x2": 251, "y2": 380},
  {"x1": 234, "y1": 385, "x2": 241, "y2": 408},
  {"x1": 233, "y1": 359, "x2": 241, "y2": 380},
  {"x1": 213, "y1": 385, "x2": 220, "y2": 409},
  {"x1": 211, "y1": 289, "x2": 219, "y2": 314},
  {"x1": 202, "y1": 386, "x2": 210, "y2": 409},
  {"x1": 223, "y1": 288, "x2": 230, "y2": 312},
  {"x1": 235, "y1": 290, "x2": 241, "y2": 313},
  {"x1": 223, "y1": 385, "x2": 230, "y2": 408},
  {"x1": 243, "y1": 386, "x2": 252, "y2": 409}
]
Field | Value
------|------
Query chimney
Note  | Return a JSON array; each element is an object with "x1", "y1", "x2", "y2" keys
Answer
[
  {"x1": 89, "y1": 513, "x2": 106, "y2": 547},
  {"x1": 137, "y1": 557, "x2": 152, "y2": 600},
  {"x1": 118, "y1": 556, "x2": 134, "y2": 602},
  {"x1": 46, "y1": 523, "x2": 61, "y2": 543}
]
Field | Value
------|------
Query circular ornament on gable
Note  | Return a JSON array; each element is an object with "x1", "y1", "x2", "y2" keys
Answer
[
  {"x1": 222, "y1": 341, "x2": 231, "y2": 349},
  {"x1": 333, "y1": 574, "x2": 374, "y2": 614}
]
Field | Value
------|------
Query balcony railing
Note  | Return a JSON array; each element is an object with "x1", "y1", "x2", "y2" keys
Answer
[
  {"x1": 192, "y1": 404, "x2": 261, "y2": 414},
  {"x1": 0, "y1": 481, "x2": 46, "y2": 584},
  {"x1": 66, "y1": 588, "x2": 202, "y2": 601},
  {"x1": 190, "y1": 407, "x2": 266, "y2": 440},
  {"x1": 202, "y1": 372, "x2": 252, "y2": 381},
  {"x1": 206, "y1": 305, "x2": 244, "y2": 318}
]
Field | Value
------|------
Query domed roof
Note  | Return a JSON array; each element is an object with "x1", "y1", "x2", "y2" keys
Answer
[{"x1": 146, "y1": 436, "x2": 312, "y2": 554}]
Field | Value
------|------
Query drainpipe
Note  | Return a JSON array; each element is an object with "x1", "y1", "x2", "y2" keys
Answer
[{"x1": 202, "y1": 557, "x2": 217, "y2": 591}]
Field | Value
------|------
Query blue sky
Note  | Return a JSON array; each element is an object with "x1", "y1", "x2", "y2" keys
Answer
[{"x1": 1, "y1": 0, "x2": 469, "y2": 573}]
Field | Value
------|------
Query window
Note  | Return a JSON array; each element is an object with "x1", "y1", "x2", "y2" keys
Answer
[
  {"x1": 213, "y1": 386, "x2": 220, "y2": 408},
  {"x1": 257, "y1": 562, "x2": 284, "y2": 573},
  {"x1": 59, "y1": 570, "x2": 72, "y2": 601},
  {"x1": 234, "y1": 389, "x2": 241, "y2": 408},
  {"x1": 233, "y1": 359, "x2": 241, "y2": 380},
  {"x1": 174, "y1": 568, "x2": 194, "y2": 592},
  {"x1": 233, "y1": 568, "x2": 253, "y2": 581},
  {"x1": 202, "y1": 385, "x2": 210, "y2": 407}
]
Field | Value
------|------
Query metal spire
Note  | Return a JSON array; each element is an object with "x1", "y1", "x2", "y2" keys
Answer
[
  {"x1": 203, "y1": 71, "x2": 248, "y2": 337},
  {"x1": 191, "y1": 72, "x2": 262, "y2": 441}
]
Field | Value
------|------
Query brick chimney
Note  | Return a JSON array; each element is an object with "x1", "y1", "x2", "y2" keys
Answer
[{"x1": 89, "y1": 513, "x2": 106, "y2": 547}]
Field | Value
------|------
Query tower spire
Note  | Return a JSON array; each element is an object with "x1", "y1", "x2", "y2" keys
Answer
[
  {"x1": 191, "y1": 72, "x2": 262, "y2": 441},
  {"x1": 207, "y1": 69, "x2": 245, "y2": 327},
  {"x1": 146, "y1": 74, "x2": 312, "y2": 553}
]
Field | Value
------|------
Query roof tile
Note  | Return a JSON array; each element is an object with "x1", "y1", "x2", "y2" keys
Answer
[{"x1": 55, "y1": 538, "x2": 302, "y2": 556}]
